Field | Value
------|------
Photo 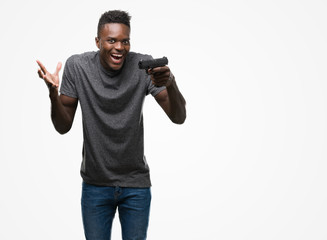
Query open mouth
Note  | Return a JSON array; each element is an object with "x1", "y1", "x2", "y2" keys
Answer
[{"x1": 111, "y1": 53, "x2": 124, "y2": 64}]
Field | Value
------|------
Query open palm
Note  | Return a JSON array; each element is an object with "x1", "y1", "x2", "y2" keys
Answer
[{"x1": 37, "y1": 60, "x2": 62, "y2": 89}]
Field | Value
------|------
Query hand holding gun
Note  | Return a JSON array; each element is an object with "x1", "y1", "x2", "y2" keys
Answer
[
  {"x1": 139, "y1": 56, "x2": 186, "y2": 124},
  {"x1": 138, "y1": 57, "x2": 168, "y2": 74}
]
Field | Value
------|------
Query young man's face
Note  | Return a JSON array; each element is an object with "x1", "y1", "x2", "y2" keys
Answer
[{"x1": 96, "y1": 23, "x2": 131, "y2": 71}]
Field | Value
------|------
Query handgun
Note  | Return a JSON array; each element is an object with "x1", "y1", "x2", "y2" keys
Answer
[{"x1": 138, "y1": 57, "x2": 168, "y2": 74}]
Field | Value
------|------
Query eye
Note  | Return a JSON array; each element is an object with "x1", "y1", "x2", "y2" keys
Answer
[
  {"x1": 107, "y1": 39, "x2": 115, "y2": 44},
  {"x1": 122, "y1": 40, "x2": 130, "y2": 45}
]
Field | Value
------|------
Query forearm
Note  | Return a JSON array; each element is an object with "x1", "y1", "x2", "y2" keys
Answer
[
  {"x1": 166, "y1": 77, "x2": 186, "y2": 124},
  {"x1": 49, "y1": 87, "x2": 74, "y2": 134}
]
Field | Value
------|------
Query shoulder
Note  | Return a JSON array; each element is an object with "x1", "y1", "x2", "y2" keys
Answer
[
  {"x1": 126, "y1": 52, "x2": 152, "y2": 64},
  {"x1": 65, "y1": 51, "x2": 98, "y2": 67},
  {"x1": 63, "y1": 51, "x2": 98, "y2": 80}
]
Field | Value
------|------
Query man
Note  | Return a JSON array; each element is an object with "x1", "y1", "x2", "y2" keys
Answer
[{"x1": 37, "y1": 10, "x2": 186, "y2": 240}]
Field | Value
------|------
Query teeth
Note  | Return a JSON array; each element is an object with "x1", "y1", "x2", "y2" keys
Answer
[{"x1": 112, "y1": 54, "x2": 122, "y2": 58}]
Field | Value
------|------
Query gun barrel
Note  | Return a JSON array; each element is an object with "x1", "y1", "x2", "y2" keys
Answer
[{"x1": 138, "y1": 57, "x2": 168, "y2": 69}]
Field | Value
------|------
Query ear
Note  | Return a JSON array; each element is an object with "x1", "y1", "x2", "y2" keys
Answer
[{"x1": 95, "y1": 37, "x2": 100, "y2": 49}]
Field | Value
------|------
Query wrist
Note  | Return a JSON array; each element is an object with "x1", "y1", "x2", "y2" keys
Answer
[{"x1": 49, "y1": 86, "x2": 59, "y2": 101}]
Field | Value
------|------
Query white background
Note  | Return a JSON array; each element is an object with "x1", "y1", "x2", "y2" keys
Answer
[{"x1": 1, "y1": 0, "x2": 327, "y2": 239}]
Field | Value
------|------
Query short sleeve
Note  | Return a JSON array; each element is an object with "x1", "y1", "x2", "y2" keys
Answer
[
  {"x1": 146, "y1": 76, "x2": 166, "y2": 97},
  {"x1": 60, "y1": 56, "x2": 78, "y2": 98}
]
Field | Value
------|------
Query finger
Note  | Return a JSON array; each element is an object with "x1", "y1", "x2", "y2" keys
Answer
[
  {"x1": 150, "y1": 66, "x2": 169, "y2": 74},
  {"x1": 150, "y1": 69, "x2": 169, "y2": 76},
  {"x1": 55, "y1": 62, "x2": 62, "y2": 75},
  {"x1": 38, "y1": 68, "x2": 56, "y2": 86},
  {"x1": 37, "y1": 69, "x2": 43, "y2": 79},
  {"x1": 152, "y1": 80, "x2": 166, "y2": 87},
  {"x1": 151, "y1": 78, "x2": 167, "y2": 85},
  {"x1": 151, "y1": 76, "x2": 167, "y2": 84},
  {"x1": 151, "y1": 73, "x2": 170, "y2": 82},
  {"x1": 36, "y1": 60, "x2": 48, "y2": 74}
]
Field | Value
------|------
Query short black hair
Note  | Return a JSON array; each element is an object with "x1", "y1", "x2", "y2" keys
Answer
[{"x1": 97, "y1": 10, "x2": 131, "y2": 37}]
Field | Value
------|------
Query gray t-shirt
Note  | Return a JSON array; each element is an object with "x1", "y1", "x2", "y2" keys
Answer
[{"x1": 60, "y1": 51, "x2": 165, "y2": 187}]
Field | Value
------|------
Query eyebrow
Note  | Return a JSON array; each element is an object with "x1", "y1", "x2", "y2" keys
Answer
[{"x1": 105, "y1": 37, "x2": 130, "y2": 41}]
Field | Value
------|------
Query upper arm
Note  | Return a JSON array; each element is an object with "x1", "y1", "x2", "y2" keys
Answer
[{"x1": 60, "y1": 94, "x2": 78, "y2": 121}]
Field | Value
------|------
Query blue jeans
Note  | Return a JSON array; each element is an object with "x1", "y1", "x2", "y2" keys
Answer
[{"x1": 81, "y1": 182, "x2": 151, "y2": 240}]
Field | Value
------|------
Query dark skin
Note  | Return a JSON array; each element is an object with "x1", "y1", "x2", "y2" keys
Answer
[{"x1": 37, "y1": 23, "x2": 186, "y2": 134}]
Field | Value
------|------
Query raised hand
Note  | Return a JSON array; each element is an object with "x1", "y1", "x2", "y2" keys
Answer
[{"x1": 37, "y1": 60, "x2": 62, "y2": 89}]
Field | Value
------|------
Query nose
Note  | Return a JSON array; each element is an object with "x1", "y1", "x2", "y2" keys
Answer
[{"x1": 114, "y1": 41, "x2": 123, "y2": 51}]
